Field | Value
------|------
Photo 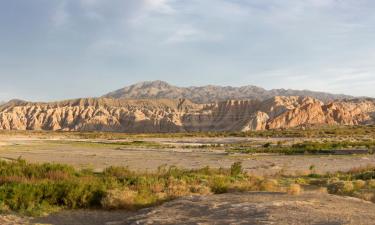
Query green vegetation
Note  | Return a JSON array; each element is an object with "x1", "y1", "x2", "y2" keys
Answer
[
  {"x1": 1, "y1": 125, "x2": 374, "y2": 139},
  {"x1": 290, "y1": 166, "x2": 375, "y2": 203},
  {"x1": 50, "y1": 140, "x2": 173, "y2": 149},
  {"x1": 1, "y1": 159, "x2": 375, "y2": 217},
  {"x1": 226, "y1": 140, "x2": 375, "y2": 155},
  {"x1": 0, "y1": 160, "x2": 283, "y2": 216}
]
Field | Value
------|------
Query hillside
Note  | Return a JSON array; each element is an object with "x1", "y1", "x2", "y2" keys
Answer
[
  {"x1": 103, "y1": 81, "x2": 354, "y2": 103},
  {"x1": 0, "y1": 96, "x2": 374, "y2": 132}
]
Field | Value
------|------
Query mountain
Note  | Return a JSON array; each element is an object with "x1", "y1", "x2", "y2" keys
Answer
[
  {"x1": 0, "y1": 96, "x2": 374, "y2": 132},
  {"x1": 103, "y1": 81, "x2": 354, "y2": 103}
]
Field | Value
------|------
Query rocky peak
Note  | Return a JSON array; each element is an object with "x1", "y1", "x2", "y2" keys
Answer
[{"x1": 103, "y1": 81, "x2": 355, "y2": 103}]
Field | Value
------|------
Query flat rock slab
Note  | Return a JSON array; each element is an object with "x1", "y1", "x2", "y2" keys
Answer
[
  {"x1": 3, "y1": 192, "x2": 375, "y2": 225},
  {"x1": 122, "y1": 192, "x2": 375, "y2": 225}
]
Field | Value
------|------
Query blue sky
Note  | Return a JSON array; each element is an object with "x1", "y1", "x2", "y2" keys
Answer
[{"x1": 0, "y1": 0, "x2": 374, "y2": 101}]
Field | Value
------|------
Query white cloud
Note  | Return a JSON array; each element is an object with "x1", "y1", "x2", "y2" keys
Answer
[
  {"x1": 52, "y1": 1, "x2": 69, "y2": 26},
  {"x1": 143, "y1": 0, "x2": 175, "y2": 14},
  {"x1": 252, "y1": 59, "x2": 375, "y2": 97},
  {"x1": 165, "y1": 26, "x2": 222, "y2": 44}
]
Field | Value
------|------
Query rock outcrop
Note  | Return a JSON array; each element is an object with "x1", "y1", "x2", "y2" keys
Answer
[
  {"x1": 0, "y1": 96, "x2": 374, "y2": 132},
  {"x1": 121, "y1": 193, "x2": 375, "y2": 225}
]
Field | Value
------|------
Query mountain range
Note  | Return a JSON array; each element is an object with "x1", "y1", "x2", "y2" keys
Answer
[
  {"x1": 103, "y1": 80, "x2": 354, "y2": 103},
  {"x1": 0, "y1": 81, "x2": 373, "y2": 132}
]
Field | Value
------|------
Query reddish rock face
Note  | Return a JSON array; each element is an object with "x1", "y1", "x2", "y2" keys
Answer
[{"x1": 0, "y1": 96, "x2": 374, "y2": 132}]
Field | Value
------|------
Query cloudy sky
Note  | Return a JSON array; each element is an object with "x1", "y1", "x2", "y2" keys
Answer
[{"x1": 0, "y1": 0, "x2": 374, "y2": 101}]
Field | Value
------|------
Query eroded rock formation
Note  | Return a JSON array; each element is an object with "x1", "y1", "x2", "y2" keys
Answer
[{"x1": 0, "y1": 96, "x2": 374, "y2": 132}]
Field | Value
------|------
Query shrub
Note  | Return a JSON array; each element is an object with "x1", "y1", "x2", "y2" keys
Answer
[
  {"x1": 230, "y1": 162, "x2": 243, "y2": 177},
  {"x1": 287, "y1": 184, "x2": 302, "y2": 195},
  {"x1": 263, "y1": 143, "x2": 272, "y2": 148},
  {"x1": 327, "y1": 181, "x2": 354, "y2": 195},
  {"x1": 166, "y1": 178, "x2": 190, "y2": 197},
  {"x1": 367, "y1": 180, "x2": 375, "y2": 188},
  {"x1": 260, "y1": 179, "x2": 279, "y2": 192},
  {"x1": 353, "y1": 180, "x2": 366, "y2": 189},
  {"x1": 0, "y1": 160, "x2": 285, "y2": 216},
  {"x1": 101, "y1": 188, "x2": 137, "y2": 210},
  {"x1": 210, "y1": 176, "x2": 230, "y2": 194}
]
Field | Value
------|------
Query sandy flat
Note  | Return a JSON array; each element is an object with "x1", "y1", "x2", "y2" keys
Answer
[{"x1": 0, "y1": 137, "x2": 374, "y2": 175}]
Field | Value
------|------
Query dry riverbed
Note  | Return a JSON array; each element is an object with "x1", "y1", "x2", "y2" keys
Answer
[{"x1": 0, "y1": 135, "x2": 374, "y2": 175}]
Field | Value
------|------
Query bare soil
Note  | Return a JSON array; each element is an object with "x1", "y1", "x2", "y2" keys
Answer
[{"x1": 0, "y1": 136, "x2": 374, "y2": 175}]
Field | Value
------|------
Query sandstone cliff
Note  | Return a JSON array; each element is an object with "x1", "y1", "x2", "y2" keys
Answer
[{"x1": 0, "y1": 96, "x2": 374, "y2": 132}]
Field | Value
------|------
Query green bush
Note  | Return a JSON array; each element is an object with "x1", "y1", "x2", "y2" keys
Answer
[
  {"x1": 230, "y1": 162, "x2": 243, "y2": 177},
  {"x1": 0, "y1": 160, "x2": 271, "y2": 216}
]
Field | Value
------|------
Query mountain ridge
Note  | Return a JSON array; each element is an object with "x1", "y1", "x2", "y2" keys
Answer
[
  {"x1": 103, "y1": 80, "x2": 355, "y2": 103},
  {"x1": 0, "y1": 96, "x2": 374, "y2": 132}
]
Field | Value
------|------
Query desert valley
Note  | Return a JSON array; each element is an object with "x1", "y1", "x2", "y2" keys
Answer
[
  {"x1": 2, "y1": 1, "x2": 375, "y2": 224},
  {"x1": 0, "y1": 81, "x2": 375, "y2": 224}
]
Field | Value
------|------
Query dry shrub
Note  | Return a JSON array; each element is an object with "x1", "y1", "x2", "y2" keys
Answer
[
  {"x1": 166, "y1": 178, "x2": 190, "y2": 197},
  {"x1": 150, "y1": 183, "x2": 164, "y2": 193},
  {"x1": 189, "y1": 184, "x2": 211, "y2": 195},
  {"x1": 260, "y1": 179, "x2": 279, "y2": 192},
  {"x1": 353, "y1": 191, "x2": 375, "y2": 202},
  {"x1": 287, "y1": 184, "x2": 302, "y2": 195},
  {"x1": 348, "y1": 165, "x2": 375, "y2": 174},
  {"x1": 367, "y1": 180, "x2": 375, "y2": 188},
  {"x1": 341, "y1": 181, "x2": 354, "y2": 193},
  {"x1": 228, "y1": 182, "x2": 255, "y2": 192},
  {"x1": 0, "y1": 202, "x2": 10, "y2": 213},
  {"x1": 210, "y1": 176, "x2": 231, "y2": 194},
  {"x1": 353, "y1": 180, "x2": 366, "y2": 189},
  {"x1": 295, "y1": 177, "x2": 308, "y2": 185},
  {"x1": 155, "y1": 192, "x2": 168, "y2": 200},
  {"x1": 101, "y1": 188, "x2": 137, "y2": 210},
  {"x1": 0, "y1": 176, "x2": 28, "y2": 184},
  {"x1": 327, "y1": 181, "x2": 354, "y2": 194},
  {"x1": 44, "y1": 170, "x2": 70, "y2": 180}
]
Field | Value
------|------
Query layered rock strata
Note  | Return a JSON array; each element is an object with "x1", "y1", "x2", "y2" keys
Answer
[{"x1": 0, "y1": 96, "x2": 374, "y2": 132}]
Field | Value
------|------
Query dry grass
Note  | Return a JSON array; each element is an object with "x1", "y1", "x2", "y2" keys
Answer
[
  {"x1": 287, "y1": 184, "x2": 302, "y2": 195},
  {"x1": 260, "y1": 179, "x2": 279, "y2": 192},
  {"x1": 101, "y1": 189, "x2": 137, "y2": 210}
]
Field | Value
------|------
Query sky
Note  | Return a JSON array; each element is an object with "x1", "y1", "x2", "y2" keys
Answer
[{"x1": 0, "y1": 0, "x2": 375, "y2": 102}]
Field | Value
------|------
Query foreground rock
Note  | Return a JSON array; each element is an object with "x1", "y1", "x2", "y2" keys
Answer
[
  {"x1": 121, "y1": 192, "x2": 375, "y2": 225},
  {"x1": 0, "y1": 96, "x2": 374, "y2": 132},
  {"x1": 27, "y1": 192, "x2": 375, "y2": 225}
]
